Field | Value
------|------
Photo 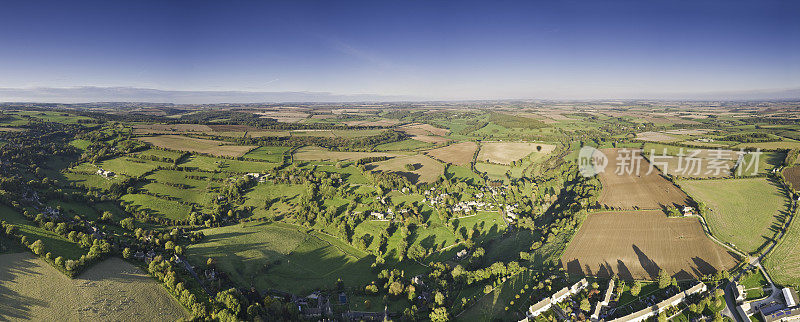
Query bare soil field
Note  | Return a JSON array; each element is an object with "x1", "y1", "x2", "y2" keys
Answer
[
  {"x1": 372, "y1": 154, "x2": 444, "y2": 184},
  {"x1": 344, "y1": 119, "x2": 400, "y2": 127},
  {"x1": 256, "y1": 111, "x2": 309, "y2": 123},
  {"x1": 397, "y1": 123, "x2": 450, "y2": 136},
  {"x1": 0, "y1": 127, "x2": 24, "y2": 132},
  {"x1": 293, "y1": 146, "x2": 399, "y2": 161},
  {"x1": 424, "y1": 141, "x2": 478, "y2": 165},
  {"x1": 411, "y1": 135, "x2": 450, "y2": 144},
  {"x1": 207, "y1": 124, "x2": 261, "y2": 132},
  {"x1": 0, "y1": 253, "x2": 188, "y2": 321},
  {"x1": 133, "y1": 123, "x2": 213, "y2": 134},
  {"x1": 561, "y1": 210, "x2": 737, "y2": 280},
  {"x1": 138, "y1": 135, "x2": 256, "y2": 157},
  {"x1": 663, "y1": 129, "x2": 711, "y2": 135},
  {"x1": 636, "y1": 131, "x2": 679, "y2": 142},
  {"x1": 782, "y1": 166, "x2": 800, "y2": 192},
  {"x1": 596, "y1": 148, "x2": 690, "y2": 209},
  {"x1": 477, "y1": 142, "x2": 556, "y2": 165}
]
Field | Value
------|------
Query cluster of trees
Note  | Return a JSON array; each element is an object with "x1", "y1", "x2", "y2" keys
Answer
[
  {"x1": 233, "y1": 129, "x2": 408, "y2": 151},
  {"x1": 723, "y1": 132, "x2": 778, "y2": 143},
  {"x1": 0, "y1": 218, "x2": 111, "y2": 277}
]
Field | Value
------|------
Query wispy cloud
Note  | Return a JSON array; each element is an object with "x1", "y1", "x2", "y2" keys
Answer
[{"x1": 324, "y1": 37, "x2": 402, "y2": 70}]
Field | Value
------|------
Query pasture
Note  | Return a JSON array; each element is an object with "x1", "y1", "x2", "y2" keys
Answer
[
  {"x1": 763, "y1": 207, "x2": 800, "y2": 286},
  {"x1": 137, "y1": 135, "x2": 257, "y2": 157},
  {"x1": 733, "y1": 140, "x2": 800, "y2": 150},
  {"x1": 187, "y1": 222, "x2": 373, "y2": 294},
  {"x1": 179, "y1": 155, "x2": 278, "y2": 173},
  {"x1": 0, "y1": 205, "x2": 85, "y2": 260},
  {"x1": 595, "y1": 149, "x2": 690, "y2": 210},
  {"x1": 371, "y1": 154, "x2": 445, "y2": 184},
  {"x1": 424, "y1": 141, "x2": 478, "y2": 165},
  {"x1": 293, "y1": 146, "x2": 399, "y2": 161},
  {"x1": 121, "y1": 194, "x2": 193, "y2": 220},
  {"x1": 678, "y1": 177, "x2": 788, "y2": 254},
  {"x1": 560, "y1": 210, "x2": 737, "y2": 280},
  {"x1": 242, "y1": 146, "x2": 289, "y2": 163},
  {"x1": 477, "y1": 142, "x2": 555, "y2": 165},
  {"x1": 0, "y1": 253, "x2": 188, "y2": 321},
  {"x1": 375, "y1": 139, "x2": 432, "y2": 151},
  {"x1": 98, "y1": 157, "x2": 171, "y2": 177}
]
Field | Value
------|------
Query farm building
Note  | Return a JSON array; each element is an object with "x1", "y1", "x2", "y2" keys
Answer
[{"x1": 97, "y1": 168, "x2": 115, "y2": 178}]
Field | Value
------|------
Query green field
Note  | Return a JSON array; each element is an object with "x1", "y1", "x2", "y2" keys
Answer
[
  {"x1": 243, "y1": 146, "x2": 289, "y2": 162},
  {"x1": 445, "y1": 165, "x2": 483, "y2": 185},
  {"x1": 475, "y1": 162, "x2": 512, "y2": 182},
  {"x1": 98, "y1": 157, "x2": 171, "y2": 177},
  {"x1": 188, "y1": 221, "x2": 373, "y2": 293},
  {"x1": 764, "y1": 209, "x2": 800, "y2": 286},
  {"x1": 179, "y1": 155, "x2": 278, "y2": 173},
  {"x1": 375, "y1": 139, "x2": 432, "y2": 151},
  {"x1": 131, "y1": 148, "x2": 185, "y2": 161},
  {"x1": 678, "y1": 178, "x2": 789, "y2": 254},
  {"x1": 120, "y1": 194, "x2": 193, "y2": 220},
  {"x1": 241, "y1": 183, "x2": 306, "y2": 218},
  {"x1": 0, "y1": 205, "x2": 85, "y2": 260}
]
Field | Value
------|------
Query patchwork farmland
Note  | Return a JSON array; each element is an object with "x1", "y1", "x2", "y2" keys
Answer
[{"x1": 560, "y1": 210, "x2": 737, "y2": 279}]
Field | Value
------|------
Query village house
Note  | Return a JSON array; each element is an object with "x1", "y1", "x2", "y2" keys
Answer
[
  {"x1": 96, "y1": 168, "x2": 115, "y2": 178},
  {"x1": 609, "y1": 282, "x2": 707, "y2": 322},
  {"x1": 525, "y1": 278, "x2": 588, "y2": 319},
  {"x1": 244, "y1": 172, "x2": 269, "y2": 183},
  {"x1": 591, "y1": 279, "x2": 615, "y2": 321}
]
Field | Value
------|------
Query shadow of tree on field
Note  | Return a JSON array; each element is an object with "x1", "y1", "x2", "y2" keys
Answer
[
  {"x1": 0, "y1": 254, "x2": 51, "y2": 320},
  {"x1": 632, "y1": 244, "x2": 661, "y2": 279},
  {"x1": 616, "y1": 260, "x2": 634, "y2": 281}
]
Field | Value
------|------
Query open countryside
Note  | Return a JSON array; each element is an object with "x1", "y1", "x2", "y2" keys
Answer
[{"x1": 2, "y1": 1, "x2": 800, "y2": 321}]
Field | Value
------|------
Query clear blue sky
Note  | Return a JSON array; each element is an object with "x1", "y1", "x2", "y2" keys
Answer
[{"x1": 1, "y1": 0, "x2": 798, "y2": 100}]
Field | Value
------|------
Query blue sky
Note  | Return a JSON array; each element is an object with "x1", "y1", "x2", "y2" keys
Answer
[{"x1": 1, "y1": 0, "x2": 798, "y2": 100}]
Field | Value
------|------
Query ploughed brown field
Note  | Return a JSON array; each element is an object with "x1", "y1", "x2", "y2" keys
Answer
[
  {"x1": 425, "y1": 141, "x2": 478, "y2": 165},
  {"x1": 133, "y1": 123, "x2": 213, "y2": 134},
  {"x1": 561, "y1": 210, "x2": 737, "y2": 280},
  {"x1": 596, "y1": 148, "x2": 690, "y2": 210},
  {"x1": 137, "y1": 135, "x2": 257, "y2": 157},
  {"x1": 397, "y1": 123, "x2": 450, "y2": 136},
  {"x1": 784, "y1": 166, "x2": 800, "y2": 191}
]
